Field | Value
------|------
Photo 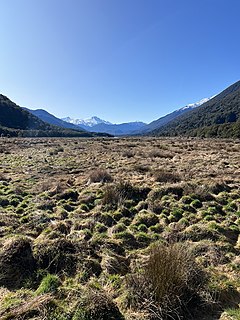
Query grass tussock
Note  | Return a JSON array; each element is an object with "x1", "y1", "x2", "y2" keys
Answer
[
  {"x1": 126, "y1": 242, "x2": 206, "y2": 319},
  {"x1": 88, "y1": 169, "x2": 113, "y2": 183}
]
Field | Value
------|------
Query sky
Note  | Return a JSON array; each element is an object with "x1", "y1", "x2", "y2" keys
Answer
[{"x1": 1, "y1": 0, "x2": 240, "y2": 124}]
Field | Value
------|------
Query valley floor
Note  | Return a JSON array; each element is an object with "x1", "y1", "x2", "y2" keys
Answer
[{"x1": 0, "y1": 137, "x2": 239, "y2": 319}]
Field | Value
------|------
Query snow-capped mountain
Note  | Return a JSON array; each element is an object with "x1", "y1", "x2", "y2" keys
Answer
[
  {"x1": 62, "y1": 116, "x2": 147, "y2": 135},
  {"x1": 138, "y1": 97, "x2": 211, "y2": 133},
  {"x1": 180, "y1": 97, "x2": 210, "y2": 110},
  {"x1": 62, "y1": 116, "x2": 112, "y2": 127}
]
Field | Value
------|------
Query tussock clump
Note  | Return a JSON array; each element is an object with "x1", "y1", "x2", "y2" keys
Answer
[
  {"x1": 126, "y1": 242, "x2": 206, "y2": 319},
  {"x1": 83, "y1": 257, "x2": 102, "y2": 277},
  {"x1": 34, "y1": 238, "x2": 77, "y2": 275},
  {"x1": 181, "y1": 182, "x2": 218, "y2": 201},
  {"x1": 0, "y1": 173, "x2": 10, "y2": 182},
  {"x1": 133, "y1": 164, "x2": 150, "y2": 173},
  {"x1": 133, "y1": 210, "x2": 159, "y2": 228},
  {"x1": 114, "y1": 231, "x2": 137, "y2": 249},
  {"x1": 0, "y1": 237, "x2": 36, "y2": 289},
  {"x1": 73, "y1": 289, "x2": 124, "y2": 320},
  {"x1": 191, "y1": 240, "x2": 229, "y2": 267},
  {"x1": 58, "y1": 189, "x2": 79, "y2": 201},
  {"x1": 103, "y1": 239, "x2": 126, "y2": 256},
  {"x1": 181, "y1": 224, "x2": 223, "y2": 242},
  {"x1": 148, "y1": 184, "x2": 184, "y2": 201},
  {"x1": 102, "y1": 181, "x2": 150, "y2": 209},
  {"x1": 122, "y1": 150, "x2": 135, "y2": 158},
  {"x1": 88, "y1": 169, "x2": 113, "y2": 183},
  {"x1": 149, "y1": 149, "x2": 174, "y2": 159},
  {"x1": 154, "y1": 169, "x2": 182, "y2": 183},
  {"x1": 102, "y1": 253, "x2": 130, "y2": 275}
]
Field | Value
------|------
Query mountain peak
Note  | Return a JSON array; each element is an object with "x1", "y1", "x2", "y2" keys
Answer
[
  {"x1": 179, "y1": 97, "x2": 210, "y2": 111},
  {"x1": 62, "y1": 116, "x2": 112, "y2": 127}
]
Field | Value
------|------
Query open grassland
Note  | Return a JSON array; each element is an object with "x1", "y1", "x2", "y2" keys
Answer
[{"x1": 0, "y1": 137, "x2": 239, "y2": 319}]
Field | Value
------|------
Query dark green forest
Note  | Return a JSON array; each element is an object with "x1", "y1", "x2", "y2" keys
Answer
[
  {"x1": 151, "y1": 80, "x2": 240, "y2": 138},
  {"x1": 0, "y1": 95, "x2": 110, "y2": 138}
]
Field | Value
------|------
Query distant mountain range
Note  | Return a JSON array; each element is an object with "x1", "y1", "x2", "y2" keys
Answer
[
  {"x1": 23, "y1": 111, "x2": 147, "y2": 136},
  {"x1": 1, "y1": 80, "x2": 239, "y2": 138},
  {"x1": 62, "y1": 116, "x2": 147, "y2": 135},
  {"x1": 61, "y1": 98, "x2": 213, "y2": 136}
]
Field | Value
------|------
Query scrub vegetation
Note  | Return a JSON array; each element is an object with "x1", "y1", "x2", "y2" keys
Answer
[{"x1": 0, "y1": 137, "x2": 239, "y2": 319}]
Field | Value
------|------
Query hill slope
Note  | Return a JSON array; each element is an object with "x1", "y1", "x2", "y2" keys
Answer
[
  {"x1": 151, "y1": 81, "x2": 240, "y2": 138},
  {"x1": 0, "y1": 95, "x2": 108, "y2": 137},
  {"x1": 25, "y1": 108, "x2": 86, "y2": 131},
  {"x1": 139, "y1": 98, "x2": 210, "y2": 134}
]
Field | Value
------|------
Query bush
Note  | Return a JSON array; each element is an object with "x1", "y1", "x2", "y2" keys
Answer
[{"x1": 126, "y1": 242, "x2": 205, "y2": 319}]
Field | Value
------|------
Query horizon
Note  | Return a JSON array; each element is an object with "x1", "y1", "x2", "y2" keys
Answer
[{"x1": 1, "y1": 0, "x2": 240, "y2": 123}]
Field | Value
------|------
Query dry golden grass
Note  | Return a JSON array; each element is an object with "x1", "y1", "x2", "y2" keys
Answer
[
  {"x1": 0, "y1": 136, "x2": 239, "y2": 319},
  {"x1": 0, "y1": 137, "x2": 239, "y2": 190}
]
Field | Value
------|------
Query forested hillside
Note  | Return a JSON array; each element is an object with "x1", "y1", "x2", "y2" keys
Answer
[{"x1": 151, "y1": 81, "x2": 240, "y2": 138}]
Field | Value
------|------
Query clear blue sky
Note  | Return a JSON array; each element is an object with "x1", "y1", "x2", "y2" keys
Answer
[{"x1": 1, "y1": 0, "x2": 240, "y2": 123}]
